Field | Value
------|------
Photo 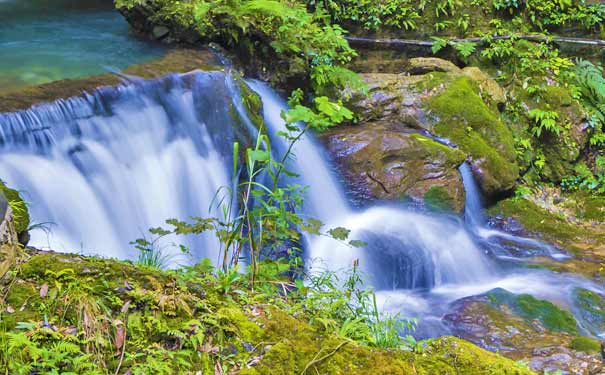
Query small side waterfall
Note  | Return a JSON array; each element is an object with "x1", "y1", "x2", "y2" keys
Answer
[
  {"x1": 459, "y1": 162, "x2": 484, "y2": 227},
  {"x1": 249, "y1": 81, "x2": 495, "y2": 291},
  {"x1": 0, "y1": 71, "x2": 255, "y2": 264}
]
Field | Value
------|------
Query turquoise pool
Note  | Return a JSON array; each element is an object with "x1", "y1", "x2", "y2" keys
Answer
[{"x1": 0, "y1": 0, "x2": 165, "y2": 93}]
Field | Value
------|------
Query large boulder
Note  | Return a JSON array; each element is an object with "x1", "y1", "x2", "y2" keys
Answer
[
  {"x1": 341, "y1": 61, "x2": 519, "y2": 201},
  {"x1": 322, "y1": 123, "x2": 466, "y2": 211},
  {"x1": 425, "y1": 75, "x2": 519, "y2": 197}
]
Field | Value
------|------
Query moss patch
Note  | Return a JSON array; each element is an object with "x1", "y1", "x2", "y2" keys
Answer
[
  {"x1": 570, "y1": 336, "x2": 601, "y2": 354},
  {"x1": 487, "y1": 198, "x2": 586, "y2": 246},
  {"x1": 487, "y1": 288, "x2": 578, "y2": 334},
  {"x1": 424, "y1": 186, "x2": 456, "y2": 212}
]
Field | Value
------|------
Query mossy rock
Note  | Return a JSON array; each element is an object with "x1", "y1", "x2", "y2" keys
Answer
[
  {"x1": 424, "y1": 185, "x2": 457, "y2": 212},
  {"x1": 244, "y1": 309, "x2": 535, "y2": 375},
  {"x1": 514, "y1": 85, "x2": 588, "y2": 183},
  {"x1": 427, "y1": 76, "x2": 519, "y2": 197},
  {"x1": 487, "y1": 288, "x2": 578, "y2": 334},
  {"x1": 487, "y1": 196, "x2": 605, "y2": 258}
]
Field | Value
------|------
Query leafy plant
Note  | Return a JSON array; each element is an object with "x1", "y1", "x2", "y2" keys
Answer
[
  {"x1": 572, "y1": 60, "x2": 605, "y2": 146},
  {"x1": 528, "y1": 108, "x2": 560, "y2": 137}
]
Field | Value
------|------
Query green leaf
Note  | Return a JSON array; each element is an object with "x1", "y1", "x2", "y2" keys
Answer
[{"x1": 328, "y1": 227, "x2": 351, "y2": 241}]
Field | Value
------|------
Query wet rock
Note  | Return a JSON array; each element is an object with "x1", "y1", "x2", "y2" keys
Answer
[
  {"x1": 573, "y1": 288, "x2": 605, "y2": 336},
  {"x1": 321, "y1": 123, "x2": 466, "y2": 211},
  {"x1": 444, "y1": 291, "x2": 604, "y2": 375}
]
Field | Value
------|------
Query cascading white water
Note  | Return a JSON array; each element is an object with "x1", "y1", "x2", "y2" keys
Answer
[
  {"x1": 459, "y1": 161, "x2": 569, "y2": 260},
  {"x1": 248, "y1": 80, "x2": 495, "y2": 290},
  {"x1": 0, "y1": 71, "x2": 256, "y2": 265},
  {"x1": 459, "y1": 162, "x2": 484, "y2": 227}
]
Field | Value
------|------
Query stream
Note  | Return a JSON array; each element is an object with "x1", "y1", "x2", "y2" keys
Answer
[{"x1": 0, "y1": 0, "x2": 164, "y2": 93}]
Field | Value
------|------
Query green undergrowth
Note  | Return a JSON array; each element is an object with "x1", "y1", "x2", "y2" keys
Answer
[
  {"x1": 0, "y1": 250, "x2": 536, "y2": 374},
  {"x1": 312, "y1": 0, "x2": 605, "y2": 38},
  {"x1": 570, "y1": 336, "x2": 601, "y2": 354}
]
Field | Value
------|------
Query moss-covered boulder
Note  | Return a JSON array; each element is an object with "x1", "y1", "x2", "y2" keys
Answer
[
  {"x1": 486, "y1": 288, "x2": 578, "y2": 334},
  {"x1": 443, "y1": 290, "x2": 603, "y2": 374},
  {"x1": 344, "y1": 65, "x2": 519, "y2": 200},
  {"x1": 487, "y1": 192, "x2": 605, "y2": 279},
  {"x1": 426, "y1": 76, "x2": 519, "y2": 197},
  {"x1": 322, "y1": 123, "x2": 466, "y2": 211}
]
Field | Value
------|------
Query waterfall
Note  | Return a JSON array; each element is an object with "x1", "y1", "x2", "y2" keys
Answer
[
  {"x1": 458, "y1": 162, "x2": 569, "y2": 261},
  {"x1": 0, "y1": 71, "x2": 256, "y2": 265},
  {"x1": 459, "y1": 162, "x2": 484, "y2": 227},
  {"x1": 248, "y1": 80, "x2": 494, "y2": 291}
]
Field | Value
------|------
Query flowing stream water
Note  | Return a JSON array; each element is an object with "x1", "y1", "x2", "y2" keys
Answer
[{"x1": 0, "y1": 70, "x2": 603, "y2": 338}]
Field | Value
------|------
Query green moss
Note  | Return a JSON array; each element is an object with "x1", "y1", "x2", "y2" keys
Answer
[
  {"x1": 2, "y1": 249, "x2": 537, "y2": 374},
  {"x1": 487, "y1": 198, "x2": 583, "y2": 246},
  {"x1": 424, "y1": 186, "x2": 455, "y2": 212},
  {"x1": 245, "y1": 309, "x2": 534, "y2": 375},
  {"x1": 488, "y1": 289, "x2": 578, "y2": 334},
  {"x1": 570, "y1": 336, "x2": 601, "y2": 354},
  {"x1": 237, "y1": 77, "x2": 265, "y2": 131},
  {"x1": 570, "y1": 193, "x2": 605, "y2": 222},
  {"x1": 0, "y1": 180, "x2": 29, "y2": 233},
  {"x1": 427, "y1": 76, "x2": 519, "y2": 194}
]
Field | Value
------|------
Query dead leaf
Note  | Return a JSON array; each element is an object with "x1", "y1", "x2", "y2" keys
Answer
[
  {"x1": 121, "y1": 300, "x2": 131, "y2": 314},
  {"x1": 39, "y1": 283, "x2": 49, "y2": 298},
  {"x1": 214, "y1": 362, "x2": 223, "y2": 375},
  {"x1": 115, "y1": 326, "x2": 126, "y2": 350}
]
